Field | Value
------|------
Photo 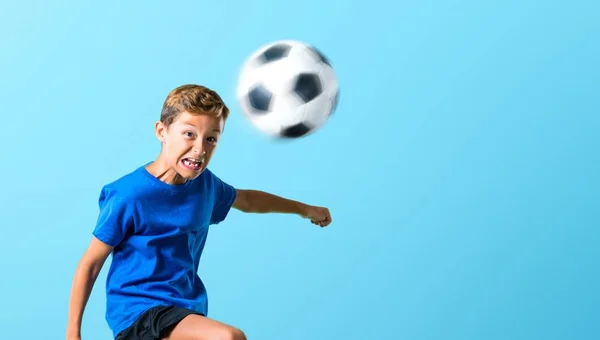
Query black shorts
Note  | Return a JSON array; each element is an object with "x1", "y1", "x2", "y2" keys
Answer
[{"x1": 115, "y1": 305, "x2": 203, "y2": 340}]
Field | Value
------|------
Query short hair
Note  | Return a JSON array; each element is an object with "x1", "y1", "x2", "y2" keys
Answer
[{"x1": 160, "y1": 84, "x2": 230, "y2": 127}]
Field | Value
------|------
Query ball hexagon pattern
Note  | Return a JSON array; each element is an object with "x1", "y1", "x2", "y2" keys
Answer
[{"x1": 236, "y1": 40, "x2": 339, "y2": 139}]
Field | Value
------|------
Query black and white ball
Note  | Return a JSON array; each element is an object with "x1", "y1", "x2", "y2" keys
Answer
[{"x1": 236, "y1": 40, "x2": 339, "y2": 139}]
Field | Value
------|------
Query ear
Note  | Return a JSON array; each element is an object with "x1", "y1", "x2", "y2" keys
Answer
[{"x1": 155, "y1": 121, "x2": 167, "y2": 143}]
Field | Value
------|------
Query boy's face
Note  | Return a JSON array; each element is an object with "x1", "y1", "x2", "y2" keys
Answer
[{"x1": 155, "y1": 111, "x2": 224, "y2": 183}]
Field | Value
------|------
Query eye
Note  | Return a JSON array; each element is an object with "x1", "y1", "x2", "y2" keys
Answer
[
  {"x1": 207, "y1": 136, "x2": 217, "y2": 143},
  {"x1": 184, "y1": 131, "x2": 195, "y2": 138}
]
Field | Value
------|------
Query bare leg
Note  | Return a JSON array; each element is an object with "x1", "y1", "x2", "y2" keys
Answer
[{"x1": 162, "y1": 314, "x2": 246, "y2": 340}]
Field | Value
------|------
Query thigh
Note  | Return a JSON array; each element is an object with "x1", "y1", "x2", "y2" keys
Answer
[{"x1": 162, "y1": 314, "x2": 246, "y2": 340}]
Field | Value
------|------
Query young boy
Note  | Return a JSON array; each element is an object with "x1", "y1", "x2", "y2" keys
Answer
[{"x1": 66, "y1": 84, "x2": 332, "y2": 340}]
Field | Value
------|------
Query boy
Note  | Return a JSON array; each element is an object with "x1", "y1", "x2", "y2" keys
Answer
[{"x1": 66, "y1": 84, "x2": 332, "y2": 340}]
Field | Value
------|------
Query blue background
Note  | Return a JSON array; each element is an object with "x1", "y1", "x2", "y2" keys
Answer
[{"x1": 1, "y1": 0, "x2": 599, "y2": 339}]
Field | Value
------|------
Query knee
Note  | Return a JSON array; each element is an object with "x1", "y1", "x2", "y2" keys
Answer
[
  {"x1": 217, "y1": 326, "x2": 246, "y2": 340},
  {"x1": 232, "y1": 327, "x2": 247, "y2": 340}
]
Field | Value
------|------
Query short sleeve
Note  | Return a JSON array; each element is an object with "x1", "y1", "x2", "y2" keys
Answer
[
  {"x1": 92, "y1": 186, "x2": 134, "y2": 247},
  {"x1": 209, "y1": 171, "x2": 237, "y2": 225}
]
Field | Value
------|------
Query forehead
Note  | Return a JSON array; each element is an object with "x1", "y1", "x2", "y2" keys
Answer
[{"x1": 174, "y1": 111, "x2": 224, "y2": 131}]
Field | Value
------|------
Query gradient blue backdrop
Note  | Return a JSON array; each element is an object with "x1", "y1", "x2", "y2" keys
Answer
[{"x1": 1, "y1": 0, "x2": 598, "y2": 339}]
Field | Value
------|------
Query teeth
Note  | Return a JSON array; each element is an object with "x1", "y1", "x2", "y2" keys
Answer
[{"x1": 183, "y1": 158, "x2": 202, "y2": 168}]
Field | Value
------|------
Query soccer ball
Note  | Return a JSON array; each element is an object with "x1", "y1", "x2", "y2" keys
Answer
[{"x1": 236, "y1": 40, "x2": 339, "y2": 139}]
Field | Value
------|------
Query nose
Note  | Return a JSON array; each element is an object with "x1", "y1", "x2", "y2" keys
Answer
[{"x1": 192, "y1": 142, "x2": 205, "y2": 156}]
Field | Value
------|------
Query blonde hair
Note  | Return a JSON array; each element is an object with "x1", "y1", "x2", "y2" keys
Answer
[{"x1": 160, "y1": 84, "x2": 229, "y2": 126}]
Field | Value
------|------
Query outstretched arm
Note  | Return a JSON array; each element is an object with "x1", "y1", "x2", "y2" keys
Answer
[{"x1": 233, "y1": 189, "x2": 332, "y2": 227}]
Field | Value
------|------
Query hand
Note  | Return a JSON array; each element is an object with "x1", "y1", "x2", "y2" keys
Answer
[{"x1": 303, "y1": 205, "x2": 332, "y2": 227}]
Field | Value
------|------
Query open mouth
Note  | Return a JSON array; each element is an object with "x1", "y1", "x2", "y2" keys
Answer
[{"x1": 181, "y1": 158, "x2": 203, "y2": 171}]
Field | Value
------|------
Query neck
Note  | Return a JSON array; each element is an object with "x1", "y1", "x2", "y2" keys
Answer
[{"x1": 145, "y1": 155, "x2": 186, "y2": 185}]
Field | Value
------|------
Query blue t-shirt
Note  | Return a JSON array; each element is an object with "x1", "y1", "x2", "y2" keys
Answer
[{"x1": 92, "y1": 164, "x2": 237, "y2": 337}]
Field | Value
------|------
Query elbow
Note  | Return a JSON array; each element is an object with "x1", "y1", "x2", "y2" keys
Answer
[
  {"x1": 78, "y1": 257, "x2": 104, "y2": 280},
  {"x1": 77, "y1": 261, "x2": 98, "y2": 280}
]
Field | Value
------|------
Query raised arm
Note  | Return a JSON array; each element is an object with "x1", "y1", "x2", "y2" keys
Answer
[{"x1": 232, "y1": 189, "x2": 332, "y2": 227}]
